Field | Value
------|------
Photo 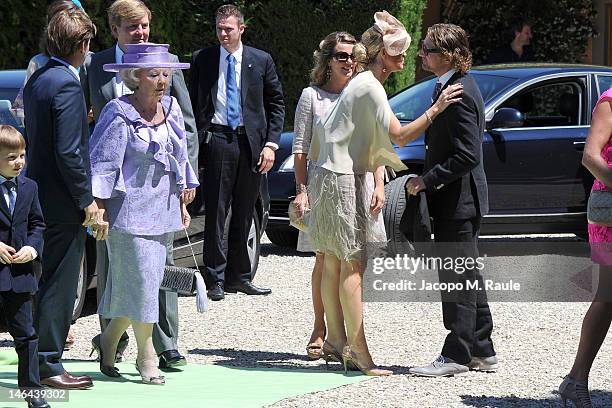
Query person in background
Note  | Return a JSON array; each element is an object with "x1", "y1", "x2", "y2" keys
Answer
[
  {"x1": 307, "y1": 11, "x2": 462, "y2": 376},
  {"x1": 89, "y1": 43, "x2": 198, "y2": 385},
  {"x1": 486, "y1": 18, "x2": 534, "y2": 64},
  {"x1": 0, "y1": 125, "x2": 47, "y2": 408},
  {"x1": 292, "y1": 31, "x2": 386, "y2": 361},
  {"x1": 24, "y1": 7, "x2": 104, "y2": 390},
  {"x1": 559, "y1": 87, "x2": 612, "y2": 408},
  {"x1": 81, "y1": 0, "x2": 197, "y2": 369},
  {"x1": 190, "y1": 4, "x2": 284, "y2": 301}
]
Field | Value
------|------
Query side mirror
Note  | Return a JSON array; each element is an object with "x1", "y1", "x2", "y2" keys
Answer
[{"x1": 487, "y1": 107, "x2": 524, "y2": 130}]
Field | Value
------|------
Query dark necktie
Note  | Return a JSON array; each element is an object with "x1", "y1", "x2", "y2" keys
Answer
[
  {"x1": 3, "y1": 180, "x2": 16, "y2": 215},
  {"x1": 226, "y1": 54, "x2": 240, "y2": 130},
  {"x1": 431, "y1": 81, "x2": 442, "y2": 104}
]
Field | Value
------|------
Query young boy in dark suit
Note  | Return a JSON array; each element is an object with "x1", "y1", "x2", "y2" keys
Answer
[{"x1": 0, "y1": 125, "x2": 47, "y2": 408}]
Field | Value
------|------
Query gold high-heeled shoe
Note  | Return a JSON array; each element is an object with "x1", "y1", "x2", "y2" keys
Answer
[
  {"x1": 559, "y1": 375, "x2": 592, "y2": 408},
  {"x1": 321, "y1": 341, "x2": 343, "y2": 368},
  {"x1": 135, "y1": 359, "x2": 165, "y2": 385},
  {"x1": 341, "y1": 345, "x2": 392, "y2": 376}
]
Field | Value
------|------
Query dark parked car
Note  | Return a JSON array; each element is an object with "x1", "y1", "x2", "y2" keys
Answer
[
  {"x1": 266, "y1": 64, "x2": 612, "y2": 249},
  {"x1": 0, "y1": 69, "x2": 269, "y2": 320}
]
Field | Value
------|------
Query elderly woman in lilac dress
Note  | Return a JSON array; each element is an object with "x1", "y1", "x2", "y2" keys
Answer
[{"x1": 88, "y1": 43, "x2": 198, "y2": 385}]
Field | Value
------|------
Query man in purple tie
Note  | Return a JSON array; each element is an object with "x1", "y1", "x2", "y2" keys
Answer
[{"x1": 190, "y1": 4, "x2": 285, "y2": 301}]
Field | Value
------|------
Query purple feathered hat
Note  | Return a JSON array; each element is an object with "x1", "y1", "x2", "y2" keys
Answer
[{"x1": 103, "y1": 43, "x2": 190, "y2": 72}]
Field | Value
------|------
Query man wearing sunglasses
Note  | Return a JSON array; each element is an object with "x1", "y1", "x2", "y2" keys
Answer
[{"x1": 407, "y1": 24, "x2": 497, "y2": 378}]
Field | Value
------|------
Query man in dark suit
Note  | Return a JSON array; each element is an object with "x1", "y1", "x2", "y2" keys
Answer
[
  {"x1": 24, "y1": 9, "x2": 106, "y2": 389},
  {"x1": 0, "y1": 125, "x2": 48, "y2": 408},
  {"x1": 81, "y1": 0, "x2": 196, "y2": 369},
  {"x1": 190, "y1": 4, "x2": 284, "y2": 301},
  {"x1": 407, "y1": 24, "x2": 497, "y2": 377}
]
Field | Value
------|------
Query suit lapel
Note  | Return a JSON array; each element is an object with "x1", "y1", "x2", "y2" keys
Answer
[
  {"x1": 12, "y1": 176, "x2": 27, "y2": 222},
  {"x1": 99, "y1": 48, "x2": 118, "y2": 100},
  {"x1": 240, "y1": 46, "x2": 251, "y2": 107},
  {"x1": 211, "y1": 46, "x2": 221, "y2": 107},
  {"x1": 0, "y1": 182, "x2": 11, "y2": 221}
]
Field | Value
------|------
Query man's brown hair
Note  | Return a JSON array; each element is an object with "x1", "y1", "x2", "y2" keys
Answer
[
  {"x1": 0, "y1": 125, "x2": 26, "y2": 151},
  {"x1": 46, "y1": 8, "x2": 96, "y2": 60},
  {"x1": 215, "y1": 4, "x2": 244, "y2": 25},
  {"x1": 108, "y1": 0, "x2": 151, "y2": 31},
  {"x1": 427, "y1": 23, "x2": 472, "y2": 74}
]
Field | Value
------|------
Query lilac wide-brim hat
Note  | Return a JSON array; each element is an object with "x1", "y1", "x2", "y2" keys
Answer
[{"x1": 103, "y1": 43, "x2": 190, "y2": 72}]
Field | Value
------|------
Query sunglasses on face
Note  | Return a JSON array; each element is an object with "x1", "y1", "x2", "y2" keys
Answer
[
  {"x1": 332, "y1": 52, "x2": 355, "y2": 62},
  {"x1": 420, "y1": 41, "x2": 441, "y2": 56}
]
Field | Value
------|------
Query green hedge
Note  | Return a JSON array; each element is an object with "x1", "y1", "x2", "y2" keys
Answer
[
  {"x1": 1, "y1": 0, "x2": 426, "y2": 128},
  {"x1": 444, "y1": 0, "x2": 596, "y2": 65}
]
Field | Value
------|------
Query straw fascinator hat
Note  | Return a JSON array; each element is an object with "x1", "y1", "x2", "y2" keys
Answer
[
  {"x1": 103, "y1": 43, "x2": 190, "y2": 72},
  {"x1": 373, "y1": 11, "x2": 411, "y2": 56}
]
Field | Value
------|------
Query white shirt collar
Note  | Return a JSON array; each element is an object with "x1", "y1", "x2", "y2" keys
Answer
[
  {"x1": 437, "y1": 69, "x2": 457, "y2": 87},
  {"x1": 220, "y1": 43, "x2": 243, "y2": 63},
  {"x1": 51, "y1": 57, "x2": 80, "y2": 80}
]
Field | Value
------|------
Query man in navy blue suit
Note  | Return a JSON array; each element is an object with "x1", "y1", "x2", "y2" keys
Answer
[
  {"x1": 0, "y1": 125, "x2": 47, "y2": 408},
  {"x1": 190, "y1": 4, "x2": 284, "y2": 301},
  {"x1": 24, "y1": 8, "x2": 107, "y2": 390}
]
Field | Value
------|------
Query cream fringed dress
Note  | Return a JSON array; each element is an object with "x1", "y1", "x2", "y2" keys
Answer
[{"x1": 307, "y1": 71, "x2": 407, "y2": 261}]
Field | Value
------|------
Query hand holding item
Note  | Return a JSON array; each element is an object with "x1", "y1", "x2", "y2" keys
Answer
[
  {"x1": 289, "y1": 199, "x2": 310, "y2": 232},
  {"x1": 182, "y1": 188, "x2": 196, "y2": 205},
  {"x1": 258, "y1": 146, "x2": 275, "y2": 173},
  {"x1": 90, "y1": 208, "x2": 109, "y2": 241},
  {"x1": 0, "y1": 242, "x2": 15, "y2": 264},
  {"x1": 433, "y1": 83, "x2": 463, "y2": 114},
  {"x1": 293, "y1": 190, "x2": 309, "y2": 218},
  {"x1": 82, "y1": 200, "x2": 99, "y2": 227},
  {"x1": 181, "y1": 203, "x2": 191, "y2": 228},
  {"x1": 11, "y1": 247, "x2": 34, "y2": 264},
  {"x1": 194, "y1": 271, "x2": 208, "y2": 313},
  {"x1": 406, "y1": 176, "x2": 426, "y2": 196}
]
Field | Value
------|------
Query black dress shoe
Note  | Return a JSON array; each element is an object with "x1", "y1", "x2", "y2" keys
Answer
[
  {"x1": 26, "y1": 396, "x2": 50, "y2": 408},
  {"x1": 208, "y1": 282, "x2": 225, "y2": 301},
  {"x1": 225, "y1": 281, "x2": 271, "y2": 295},
  {"x1": 159, "y1": 349, "x2": 187, "y2": 369}
]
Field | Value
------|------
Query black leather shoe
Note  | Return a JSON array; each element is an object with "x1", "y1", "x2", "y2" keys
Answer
[
  {"x1": 159, "y1": 349, "x2": 187, "y2": 369},
  {"x1": 225, "y1": 282, "x2": 271, "y2": 295},
  {"x1": 26, "y1": 396, "x2": 50, "y2": 408},
  {"x1": 208, "y1": 282, "x2": 225, "y2": 301}
]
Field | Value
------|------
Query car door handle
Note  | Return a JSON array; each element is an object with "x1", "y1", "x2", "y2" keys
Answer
[{"x1": 573, "y1": 141, "x2": 586, "y2": 151}]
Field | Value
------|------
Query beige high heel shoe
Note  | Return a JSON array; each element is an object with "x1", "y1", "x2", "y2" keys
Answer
[
  {"x1": 135, "y1": 359, "x2": 165, "y2": 385},
  {"x1": 341, "y1": 345, "x2": 392, "y2": 376}
]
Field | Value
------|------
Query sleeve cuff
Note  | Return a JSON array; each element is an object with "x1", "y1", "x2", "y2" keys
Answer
[
  {"x1": 23, "y1": 246, "x2": 37, "y2": 260},
  {"x1": 265, "y1": 142, "x2": 279, "y2": 151},
  {"x1": 91, "y1": 171, "x2": 126, "y2": 199}
]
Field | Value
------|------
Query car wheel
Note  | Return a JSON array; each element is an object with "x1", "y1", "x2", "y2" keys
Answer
[
  {"x1": 265, "y1": 228, "x2": 298, "y2": 248},
  {"x1": 72, "y1": 252, "x2": 88, "y2": 321},
  {"x1": 222, "y1": 209, "x2": 261, "y2": 281},
  {"x1": 383, "y1": 174, "x2": 414, "y2": 255}
]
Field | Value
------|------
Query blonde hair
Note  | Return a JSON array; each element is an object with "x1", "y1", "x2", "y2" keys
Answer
[
  {"x1": 108, "y1": 0, "x2": 151, "y2": 32},
  {"x1": 46, "y1": 8, "x2": 96, "y2": 59},
  {"x1": 426, "y1": 24, "x2": 472, "y2": 74},
  {"x1": 0, "y1": 125, "x2": 26, "y2": 151},
  {"x1": 215, "y1": 4, "x2": 244, "y2": 25},
  {"x1": 356, "y1": 26, "x2": 385, "y2": 67},
  {"x1": 310, "y1": 31, "x2": 356, "y2": 87}
]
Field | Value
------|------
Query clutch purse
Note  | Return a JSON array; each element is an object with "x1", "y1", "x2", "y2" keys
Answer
[
  {"x1": 587, "y1": 189, "x2": 612, "y2": 226},
  {"x1": 161, "y1": 265, "x2": 197, "y2": 295},
  {"x1": 288, "y1": 200, "x2": 310, "y2": 232}
]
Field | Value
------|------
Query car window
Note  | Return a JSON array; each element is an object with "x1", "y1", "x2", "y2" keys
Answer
[
  {"x1": 597, "y1": 75, "x2": 612, "y2": 96},
  {"x1": 498, "y1": 79, "x2": 584, "y2": 127},
  {"x1": 390, "y1": 74, "x2": 516, "y2": 121},
  {"x1": 0, "y1": 88, "x2": 20, "y2": 103}
]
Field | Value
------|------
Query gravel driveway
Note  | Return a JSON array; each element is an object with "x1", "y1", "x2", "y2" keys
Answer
[{"x1": 2, "y1": 234, "x2": 611, "y2": 407}]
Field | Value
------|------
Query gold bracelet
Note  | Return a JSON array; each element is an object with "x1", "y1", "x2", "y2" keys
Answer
[
  {"x1": 296, "y1": 183, "x2": 307, "y2": 194},
  {"x1": 424, "y1": 110, "x2": 433, "y2": 125}
]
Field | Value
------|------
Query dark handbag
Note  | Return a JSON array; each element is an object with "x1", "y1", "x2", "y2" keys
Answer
[
  {"x1": 587, "y1": 189, "x2": 612, "y2": 226},
  {"x1": 161, "y1": 227, "x2": 200, "y2": 295}
]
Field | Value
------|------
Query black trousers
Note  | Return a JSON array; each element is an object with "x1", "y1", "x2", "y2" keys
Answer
[
  {"x1": 433, "y1": 217, "x2": 495, "y2": 364},
  {"x1": 1, "y1": 290, "x2": 41, "y2": 388},
  {"x1": 202, "y1": 132, "x2": 260, "y2": 285},
  {"x1": 35, "y1": 223, "x2": 85, "y2": 378}
]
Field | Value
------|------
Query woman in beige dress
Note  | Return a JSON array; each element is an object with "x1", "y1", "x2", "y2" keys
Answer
[
  {"x1": 293, "y1": 32, "x2": 386, "y2": 360},
  {"x1": 307, "y1": 11, "x2": 462, "y2": 375}
]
